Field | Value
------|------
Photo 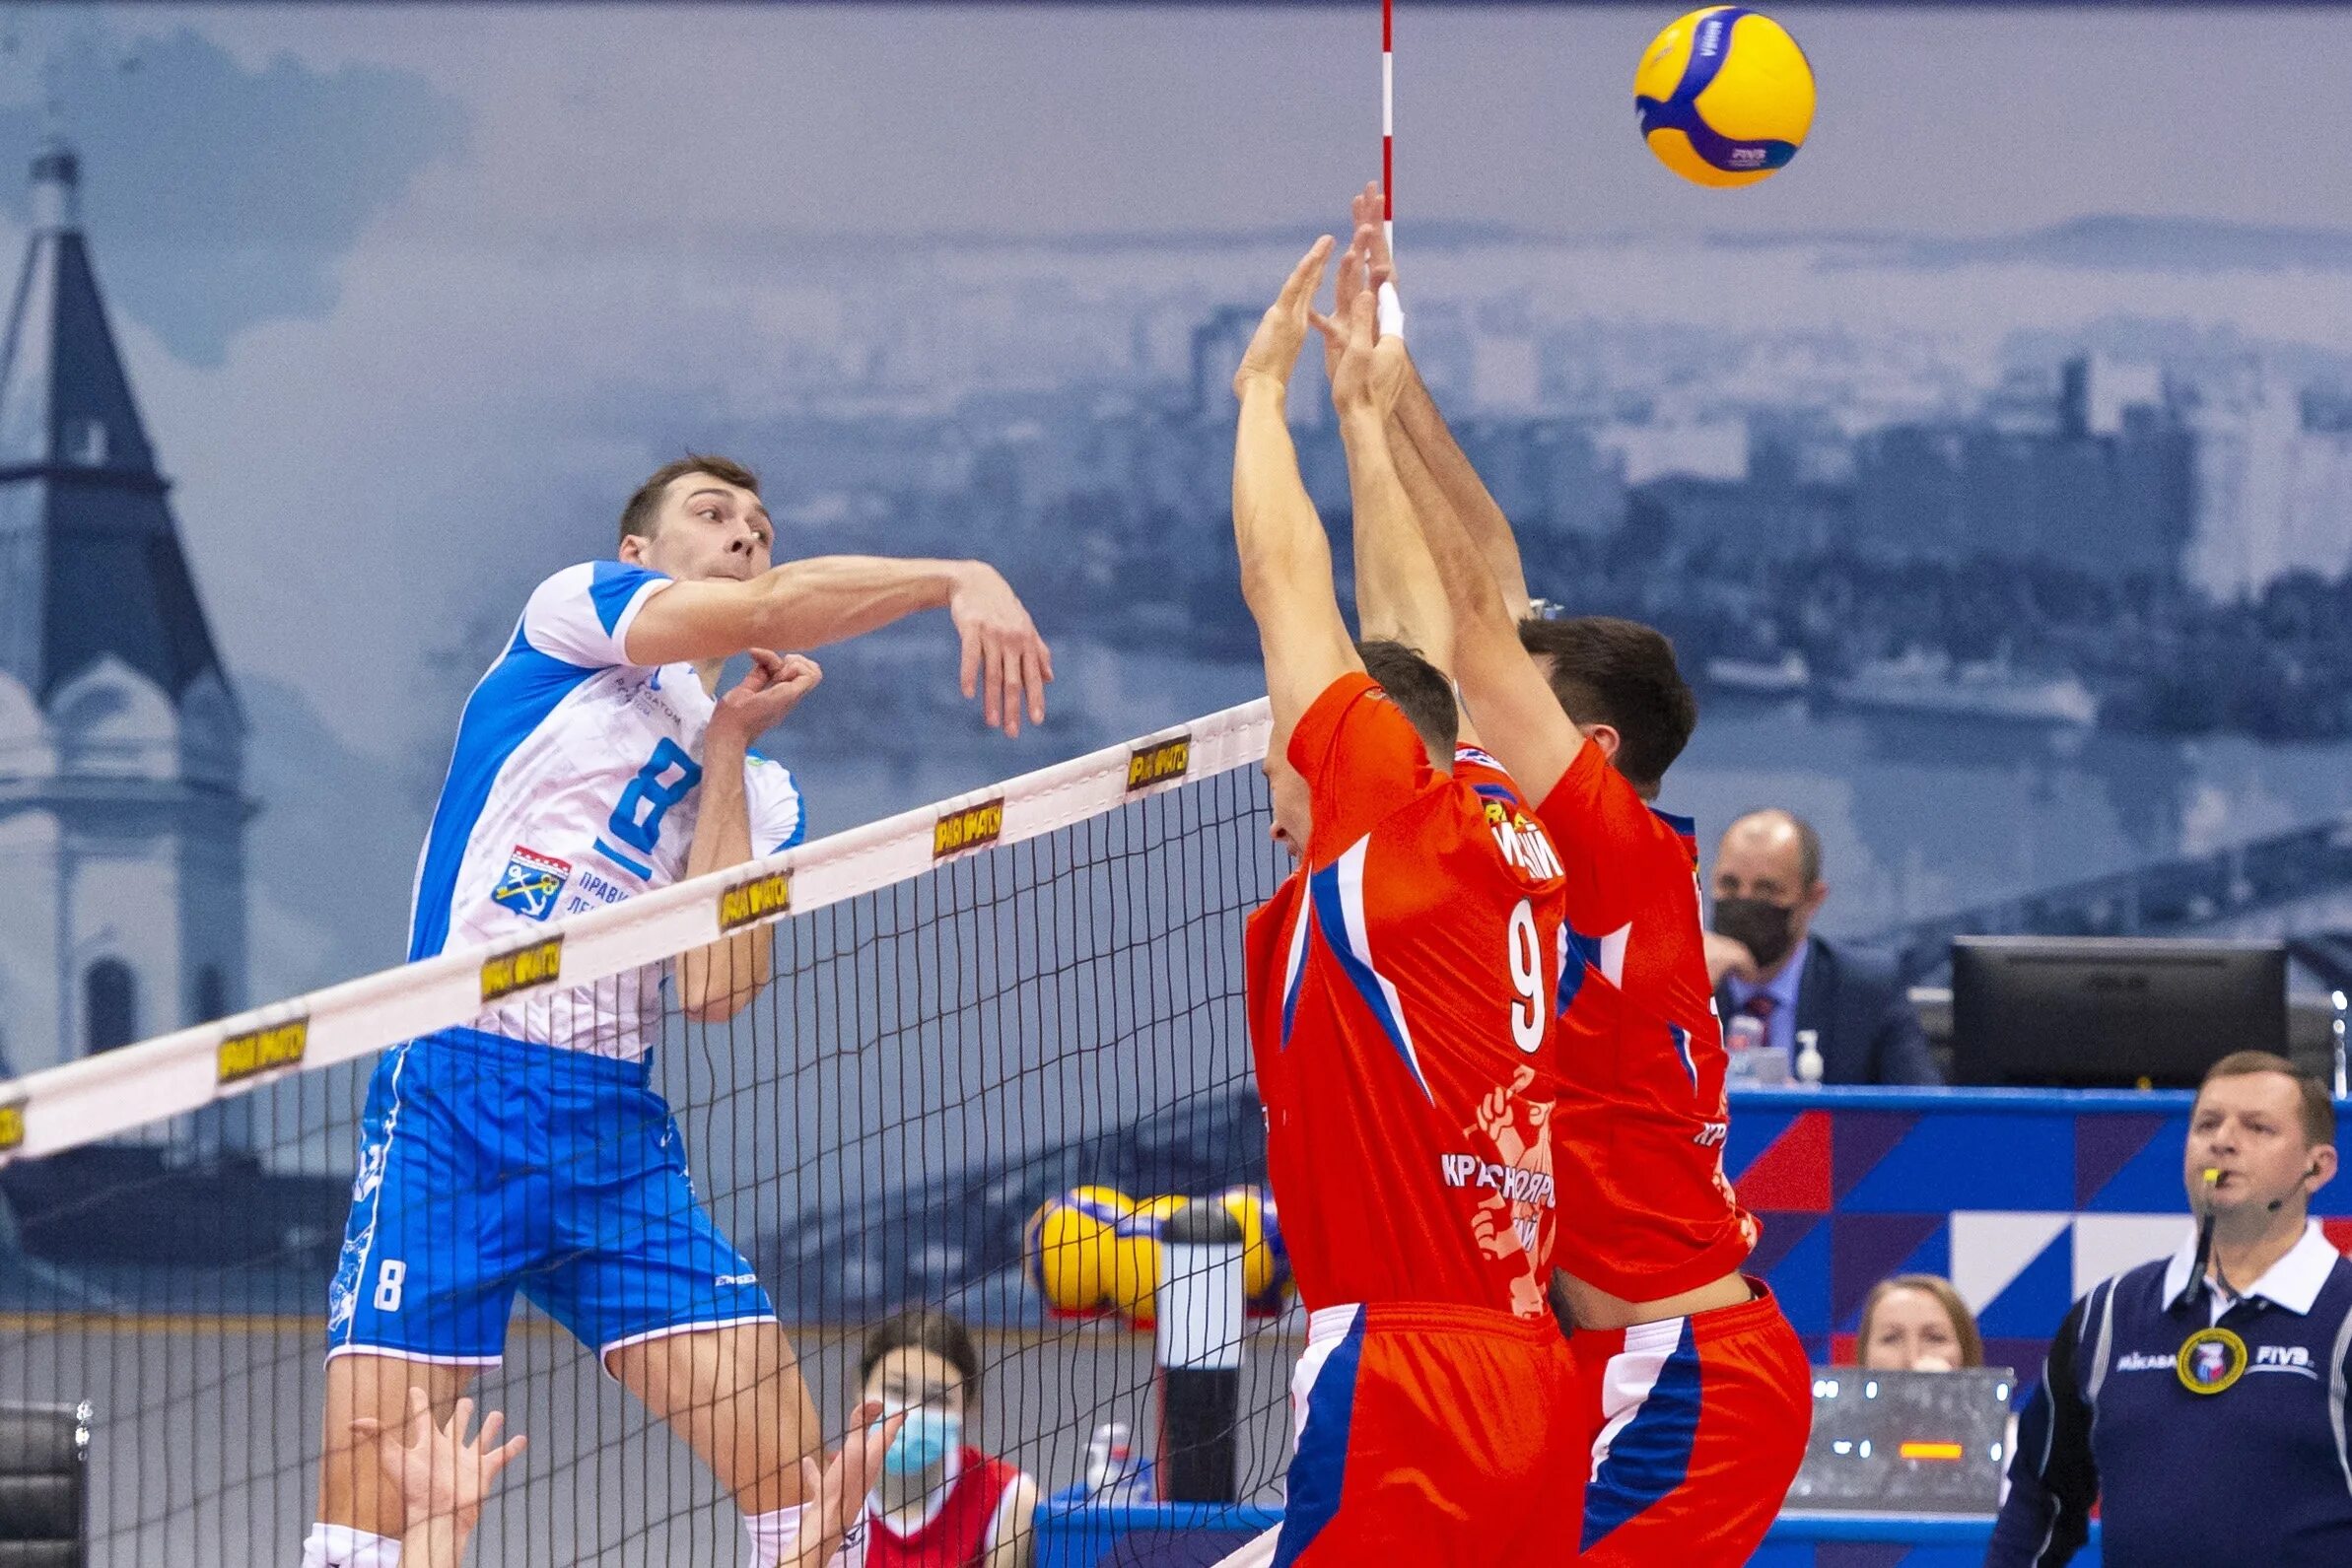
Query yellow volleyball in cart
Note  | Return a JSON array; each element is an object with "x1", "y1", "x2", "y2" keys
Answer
[
  {"x1": 1109, "y1": 1194, "x2": 1190, "y2": 1326},
  {"x1": 1214, "y1": 1185, "x2": 1294, "y2": 1314},
  {"x1": 1023, "y1": 1186, "x2": 1133, "y2": 1315}
]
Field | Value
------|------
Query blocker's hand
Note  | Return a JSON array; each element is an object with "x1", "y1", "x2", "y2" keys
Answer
[
  {"x1": 1349, "y1": 180, "x2": 1396, "y2": 292},
  {"x1": 797, "y1": 1398, "x2": 905, "y2": 1558},
  {"x1": 1232, "y1": 236, "x2": 1335, "y2": 402},
  {"x1": 350, "y1": 1390, "x2": 527, "y2": 1534},
  {"x1": 1311, "y1": 283, "x2": 1408, "y2": 422}
]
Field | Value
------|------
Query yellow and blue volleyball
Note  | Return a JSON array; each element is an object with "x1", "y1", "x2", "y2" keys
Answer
[
  {"x1": 1633, "y1": 7, "x2": 1815, "y2": 188},
  {"x1": 1023, "y1": 1186, "x2": 1132, "y2": 1315},
  {"x1": 1109, "y1": 1194, "x2": 1190, "y2": 1325},
  {"x1": 1214, "y1": 1185, "x2": 1293, "y2": 1313}
]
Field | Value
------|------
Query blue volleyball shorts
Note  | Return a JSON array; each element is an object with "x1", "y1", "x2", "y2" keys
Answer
[{"x1": 325, "y1": 1027, "x2": 775, "y2": 1368}]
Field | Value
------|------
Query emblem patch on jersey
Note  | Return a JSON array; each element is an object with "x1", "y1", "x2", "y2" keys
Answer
[
  {"x1": 0, "y1": 1099, "x2": 23, "y2": 1156},
  {"x1": 490, "y1": 847, "x2": 572, "y2": 921},
  {"x1": 2176, "y1": 1326, "x2": 2248, "y2": 1395}
]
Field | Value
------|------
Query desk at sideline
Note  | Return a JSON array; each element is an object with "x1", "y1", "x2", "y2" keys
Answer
[{"x1": 1031, "y1": 1491, "x2": 2102, "y2": 1567}]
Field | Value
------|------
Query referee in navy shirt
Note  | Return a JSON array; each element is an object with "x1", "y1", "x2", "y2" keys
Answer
[{"x1": 1988, "y1": 1051, "x2": 2351, "y2": 1567}]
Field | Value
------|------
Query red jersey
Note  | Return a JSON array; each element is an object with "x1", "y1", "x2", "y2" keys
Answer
[
  {"x1": 1538, "y1": 740, "x2": 1760, "y2": 1300},
  {"x1": 1244, "y1": 673, "x2": 1569, "y2": 1322},
  {"x1": 845, "y1": 1448, "x2": 1023, "y2": 1568}
]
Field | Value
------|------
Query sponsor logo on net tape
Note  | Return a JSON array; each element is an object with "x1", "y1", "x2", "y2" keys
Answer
[
  {"x1": 1126, "y1": 734, "x2": 1192, "y2": 793},
  {"x1": 217, "y1": 1018, "x2": 310, "y2": 1086},
  {"x1": 481, "y1": 936, "x2": 564, "y2": 1003},
  {"x1": 719, "y1": 869, "x2": 793, "y2": 932},
  {"x1": 934, "y1": 798, "x2": 1005, "y2": 859}
]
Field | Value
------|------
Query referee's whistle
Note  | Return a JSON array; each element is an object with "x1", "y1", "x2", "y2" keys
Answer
[{"x1": 2202, "y1": 1167, "x2": 2222, "y2": 1186}]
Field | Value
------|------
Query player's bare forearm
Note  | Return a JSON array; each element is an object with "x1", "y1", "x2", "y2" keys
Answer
[
  {"x1": 1393, "y1": 366, "x2": 1536, "y2": 621},
  {"x1": 1342, "y1": 406, "x2": 1454, "y2": 663},
  {"x1": 679, "y1": 741, "x2": 771, "y2": 1021},
  {"x1": 625, "y1": 555, "x2": 974, "y2": 668},
  {"x1": 1233, "y1": 378, "x2": 1360, "y2": 747},
  {"x1": 1408, "y1": 436, "x2": 1583, "y2": 799}
]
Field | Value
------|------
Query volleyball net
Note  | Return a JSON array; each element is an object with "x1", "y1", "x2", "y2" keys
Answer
[{"x1": 0, "y1": 700, "x2": 1299, "y2": 1564}]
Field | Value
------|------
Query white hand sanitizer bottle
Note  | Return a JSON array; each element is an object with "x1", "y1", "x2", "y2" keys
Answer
[{"x1": 1795, "y1": 1028, "x2": 1825, "y2": 1086}]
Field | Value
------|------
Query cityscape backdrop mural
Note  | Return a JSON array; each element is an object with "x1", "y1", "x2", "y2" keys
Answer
[{"x1": 2, "y1": 0, "x2": 2351, "y2": 1137}]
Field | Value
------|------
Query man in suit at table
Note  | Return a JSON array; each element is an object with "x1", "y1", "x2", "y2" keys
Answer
[{"x1": 1703, "y1": 808, "x2": 1944, "y2": 1087}]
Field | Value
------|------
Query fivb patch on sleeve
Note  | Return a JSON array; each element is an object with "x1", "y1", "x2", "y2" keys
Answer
[{"x1": 490, "y1": 846, "x2": 572, "y2": 921}]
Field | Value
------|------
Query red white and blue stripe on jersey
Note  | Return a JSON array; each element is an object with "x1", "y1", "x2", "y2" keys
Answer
[
  {"x1": 1553, "y1": 799, "x2": 1704, "y2": 1091},
  {"x1": 1282, "y1": 835, "x2": 1430, "y2": 1101}
]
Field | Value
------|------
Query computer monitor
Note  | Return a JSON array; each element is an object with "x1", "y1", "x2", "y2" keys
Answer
[
  {"x1": 1784, "y1": 1366, "x2": 2016, "y2": 1516},
  {"x1": 1950, "y1": 936, "x2": 2288, "y2": 1088}
]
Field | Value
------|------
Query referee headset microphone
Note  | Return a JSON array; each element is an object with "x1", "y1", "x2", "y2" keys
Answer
[
  {"x1": 2189, "y1": 1155, "x2": 2323, "y2": 1308},
  {"x1": 2269, "y1": 1162, "x2": 2324, "y2": 1213}
]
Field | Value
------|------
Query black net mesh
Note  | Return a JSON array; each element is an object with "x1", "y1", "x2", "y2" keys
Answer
[{"x1": 0, "y1": 758, "x2": 1295, "y2": 1564}]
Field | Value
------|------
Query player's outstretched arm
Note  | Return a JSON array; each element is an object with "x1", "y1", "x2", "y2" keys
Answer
[
  {"x1": 680, "y1": 652, "x2": 822, "y2": 1022},
  {"x1": 626, "y1": 556, "x2": 1053, "y2": 739},
  {"x1": 1408, "y1": 411, "x2": 1585, "y2": 802},
  {"x1": 1340, "y1": 183, "x2": 1536, "y2": 622},
  {"x1": 1312, "y1": 279, "x2": 1477, "y2": 745},
  {"x1": 1232, "y1": 237, "x2": 1361, "y2": 754}
]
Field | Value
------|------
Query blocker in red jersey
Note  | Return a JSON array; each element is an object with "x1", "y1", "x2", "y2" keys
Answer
[
  {"x1": 1347, "y1": 196, "x2": 1814, "y2": 1564},
  {"x1": 1224, "y1": 237, "x2": 1574, "y2": 1564}
]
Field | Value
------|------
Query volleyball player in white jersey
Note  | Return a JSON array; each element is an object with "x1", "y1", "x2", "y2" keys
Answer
[{"x1": 305, "y1": 454, "x2": 1052, "y2": 1568}]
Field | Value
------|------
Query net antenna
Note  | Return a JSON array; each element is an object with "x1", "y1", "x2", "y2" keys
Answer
[{"x1": 1382, "y1": 0, "x2": 1396, "y2": 257}]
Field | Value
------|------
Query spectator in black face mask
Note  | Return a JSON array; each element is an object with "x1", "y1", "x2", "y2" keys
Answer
[{"x1": 1705, "y1": 808, "x2": 1943, "y2": 1087}]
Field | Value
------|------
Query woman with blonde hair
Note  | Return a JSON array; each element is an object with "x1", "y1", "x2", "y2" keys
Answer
[{"x1": 1856, "y1": 1274, "x2": 1983, "y2": 1372}]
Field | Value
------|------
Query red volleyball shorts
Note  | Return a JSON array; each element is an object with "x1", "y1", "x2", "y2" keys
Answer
[
  {"x1": 1559, "y1": 1281, "x2": 1812, "y2": 1566},
  {"x1": 1269, "y1": 1300, "x2": 1576, "y2": 1566}
]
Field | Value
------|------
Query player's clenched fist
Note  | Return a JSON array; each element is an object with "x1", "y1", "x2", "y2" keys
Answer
[{"x1": 709, "y1": 649, "x2": 823, "y2": 748}]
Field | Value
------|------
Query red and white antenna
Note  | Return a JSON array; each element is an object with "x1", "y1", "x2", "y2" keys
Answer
[{"x1": 1382, "y1": 0, "x2": 1395, "y2": 255}]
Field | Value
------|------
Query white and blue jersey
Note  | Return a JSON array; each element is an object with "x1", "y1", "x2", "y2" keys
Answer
[
  {"x1": 328, "y1": 561, "x2": 797, "y2": 1367},
  {"x1": 412, "y1": 560, "x2": 807, "y2": 1058}
]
